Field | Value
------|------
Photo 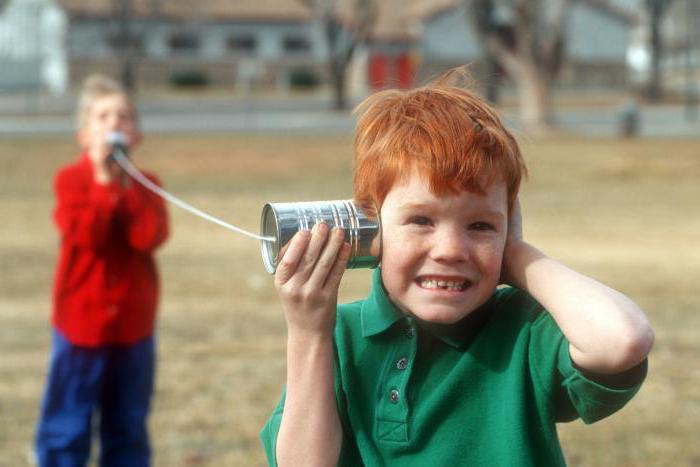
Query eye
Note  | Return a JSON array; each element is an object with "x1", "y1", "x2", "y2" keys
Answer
[
  {"x1": 408, "y1": 216, "x2": 432, "y2": 226},
  {"x1": 469, "y1": 221, "x2": 496, "y2": 232}
]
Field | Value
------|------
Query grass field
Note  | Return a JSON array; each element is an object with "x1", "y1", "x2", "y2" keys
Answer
[{"x1": 0, "y1": 133, "x2": 698, "y2": 466}]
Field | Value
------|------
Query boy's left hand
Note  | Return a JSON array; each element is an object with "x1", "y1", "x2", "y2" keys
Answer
[
  {"x1": 507, "y1": 197, "x2": 523, "y2": 244},
  {"x1": 501, "y1": 197, "x2": 524, "y2": 286}
]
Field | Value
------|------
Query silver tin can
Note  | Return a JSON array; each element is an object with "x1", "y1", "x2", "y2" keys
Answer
[{"x1": 260, "y1": 200, "x2": 381, "y2": 274}]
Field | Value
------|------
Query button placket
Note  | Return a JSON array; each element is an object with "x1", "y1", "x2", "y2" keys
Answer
[
  {"x1": 389, "y1": 389, "x2": 400, "y2": 403},
  {"x1": 405, "y1": 326, "x2": 415, "y2": 339},
  {"x1": 379, "y1": 324, "x2": 415, "y2": 405},
  {"x1": 375, "y1": 320, "x2": 418, "y2": 443},
  {"x1": 396, "y1": 357, "x2": 408, "y2": 370}
]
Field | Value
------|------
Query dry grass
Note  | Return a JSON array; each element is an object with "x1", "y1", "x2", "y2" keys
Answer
[{"x1": 0, "y1": 133, "x2": 698, "y2": 466}]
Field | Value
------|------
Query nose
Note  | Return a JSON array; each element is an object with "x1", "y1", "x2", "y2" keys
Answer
[
  {"x1": 429, "y1": 225, "x2": 469, "y2": 264},
  {"x1": 104, "y1": 113, "x2": 120, "y2": 130}
]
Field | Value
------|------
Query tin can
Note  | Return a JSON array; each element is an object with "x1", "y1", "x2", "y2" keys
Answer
[{"x1": 260, "y1": 200, "x2": 381, "y2": 274}]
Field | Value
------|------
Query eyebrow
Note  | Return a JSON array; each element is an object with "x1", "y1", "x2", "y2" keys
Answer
[
  {"x1": 399, "y1": 202, "x2": 506, "y2": 220},
  {"x1": 398, "y1": 201, "x2": 433, "y2": 210},
  {"x1": 478, "y1": 210, "x2": 507, "y2": 221}
]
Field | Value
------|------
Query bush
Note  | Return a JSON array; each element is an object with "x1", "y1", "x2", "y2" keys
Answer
[
  {"x1": 289, "y1": 68, "x2": 320, "y2": 90},
  {"x1": 169, "y1": 70, "x2": 210, "y2": 88}
]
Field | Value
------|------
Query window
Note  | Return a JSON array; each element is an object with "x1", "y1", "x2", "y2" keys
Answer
[
  {"x1": 169, "y1": 33, "x2": 199, "y2": 54},
  {"x1": 107, "y1": 32, "x2": 143, "y2": 53},
  {"x1": 283, "y1": 35, "x2": 311, "y2": 53},
  {"x1": 227, "y1": 34, "x2": 257, "y2": 53}
]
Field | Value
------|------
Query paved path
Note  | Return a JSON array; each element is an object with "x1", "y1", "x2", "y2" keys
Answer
[{"x1": 1, "y1": 93, "x2": 698, "y2": 137}]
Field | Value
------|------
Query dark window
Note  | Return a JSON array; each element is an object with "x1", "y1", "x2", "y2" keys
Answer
[
  {"x1": 227, "y1": 34, "x2": 257, "y2": 53},
  {"x1": 169, "y1": 33, "x2": 199, "y2": 53},
  {"x1": 283, "y1": 35, "x2": 311, "y2": 53}
]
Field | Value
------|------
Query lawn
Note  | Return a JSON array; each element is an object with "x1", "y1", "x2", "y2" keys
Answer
[{"x1": 0, "y1": 133, "x2": 698, "y2": 466}]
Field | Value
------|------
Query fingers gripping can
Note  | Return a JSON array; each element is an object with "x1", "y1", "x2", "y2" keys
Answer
[{"x1": 260, "y1": 200, "x2": 381, "y2": 274}]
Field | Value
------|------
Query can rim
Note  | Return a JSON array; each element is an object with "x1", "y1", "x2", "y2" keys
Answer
[{"x1": 260, "y1": 203, "x2": 278, "y2": 274}]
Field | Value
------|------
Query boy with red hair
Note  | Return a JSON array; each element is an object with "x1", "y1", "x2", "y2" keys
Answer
[{"x1": 261, "y1": 71, "x2": 653, "y2": 466}]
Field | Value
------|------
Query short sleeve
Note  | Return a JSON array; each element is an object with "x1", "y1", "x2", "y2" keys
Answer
[
  {"x1": 556, "y1": 342, "x2": 647, "y2": 424},
  {"x1": 260, "y1": 391, "x2": 285, "y2": 467},
  {"x1": 528, "y1": 307, "x2": 647, "y2": 425},
  {"x1": 259, "y1": 336, "x2": 363, "y2": 467}
]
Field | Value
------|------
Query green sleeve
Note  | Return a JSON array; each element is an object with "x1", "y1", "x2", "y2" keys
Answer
[
  {"x1": 556, "y1": 341, "x2": 647, "y2": 424},
  {"x1": 260, "y1": 390, "x2": 285, "y2": 467},
  {"x1": 259, "y1": 343, "x2": 363, "y2": 467},
  {"x1": 529, "y1": 309, "x2": 647, "y2": 424}
]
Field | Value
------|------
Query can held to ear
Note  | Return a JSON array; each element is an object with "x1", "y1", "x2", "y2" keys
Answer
[{"x1": 260, "y1": 200, "x2": 381, "y2": 274}]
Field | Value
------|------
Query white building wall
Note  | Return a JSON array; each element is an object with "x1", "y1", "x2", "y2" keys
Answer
[
  {"x1": 40, "y1": 0, "x2": 68, "y2": 93},
  {"x1": 0, "y1": 0, "x2": 67, "y2": 93}
]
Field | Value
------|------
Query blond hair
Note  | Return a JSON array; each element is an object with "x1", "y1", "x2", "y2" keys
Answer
[{"x1": 75, "y1": 73, "x2": 134, "y2": 129}]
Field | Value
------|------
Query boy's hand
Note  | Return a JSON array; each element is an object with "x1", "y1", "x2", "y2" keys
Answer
[
  {"x1": 501, "y1": 197, "x2": 525, "y2": 286},
  {"x1": 498, "y1": 197, "x2": 654, "y2": 373},
  {"x1": 274, "y1": 222, "x2": 351, "y2": 339},
  {"x1": 87, "y1": 130, "x2": 125, "y2": 185},
  {"x1": 507, "y1": 197, "x2": 523, "y2": 244}
]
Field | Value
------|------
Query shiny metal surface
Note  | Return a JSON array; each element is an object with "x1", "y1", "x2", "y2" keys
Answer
[{"x1": 260, "y1": 200, "x2": 381, "y2": 274}]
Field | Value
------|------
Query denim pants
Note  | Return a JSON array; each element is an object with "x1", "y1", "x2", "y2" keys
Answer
[{"x1": 35, "y1": 329, "x2": 155, "y2": 467}]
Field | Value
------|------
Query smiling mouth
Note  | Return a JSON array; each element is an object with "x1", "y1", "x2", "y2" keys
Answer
[{"x1": 418, "y1": 278, "x2": 471, "y2": 292}]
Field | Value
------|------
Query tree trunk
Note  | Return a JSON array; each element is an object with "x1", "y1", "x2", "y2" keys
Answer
[
  {"x1": 516, "y1": 63, "x2": 553, "y2": 135},
  {"x1": 483, "y1": 54, "x2": 502, "y2": 103},
  {"x1": 464, "y1": 0, "x2": 565, "y2": 135},
  {"x1": 646, "y1": 4, "x2": 663, "y2": 101},
  {"x1": 330, "y1": 60, "x2": 347, "y2": 110}
]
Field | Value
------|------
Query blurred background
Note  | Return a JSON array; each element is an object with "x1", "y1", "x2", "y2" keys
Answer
[{"x1": 0, "y1": 0, "x2": 699, "y2": 466}]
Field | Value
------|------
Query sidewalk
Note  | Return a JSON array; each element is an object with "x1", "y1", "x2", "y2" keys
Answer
[{"x1": 1, "y1": 90, "x2": 699, "y2": 137}]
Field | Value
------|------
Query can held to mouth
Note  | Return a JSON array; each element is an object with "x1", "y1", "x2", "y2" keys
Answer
[{"x1": 260, "y1": 200, "x2": 381, "y2": 274}]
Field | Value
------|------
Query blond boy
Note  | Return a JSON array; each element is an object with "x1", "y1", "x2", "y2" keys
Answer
[{"x1": 35, "y1": 74, "x2": 168, "y2": 467}]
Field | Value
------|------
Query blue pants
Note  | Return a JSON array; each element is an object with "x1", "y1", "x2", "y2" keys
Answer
[{"x1": 35, "y1": 329, "x2": 155, "y2": 467}]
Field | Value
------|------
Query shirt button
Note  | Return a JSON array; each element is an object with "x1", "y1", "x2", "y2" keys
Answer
[
  {"x1": 405, "y1": 327, "x2": 415, "y2": 338},
  {"x1": 389, "y1": 389, "x2": 400, "y2": 403},
  {"x1": 396, "y1": 357, "x2": 408, "y2": 370}
]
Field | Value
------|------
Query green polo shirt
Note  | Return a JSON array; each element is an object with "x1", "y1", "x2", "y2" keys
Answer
[{"x1": 261, "y1": 269, "x2": 646, "y2": 466}]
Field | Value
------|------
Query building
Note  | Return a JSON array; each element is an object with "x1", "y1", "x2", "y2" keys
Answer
[
  {"x1": 56, "y1": 0, "x2": 324, "y2": 89},
  {"x1": 0, "y1": 0, "x2": 68, "y2": 93},
  {"x1": 411, "y1": 0, "x2": 639, "y2": 88},
  {"x1": 658, "y1": 0, "x2": 700, "y2": 97},
  {"x1": 1, "y1": 0, "x2": 648, "y2": 94}
]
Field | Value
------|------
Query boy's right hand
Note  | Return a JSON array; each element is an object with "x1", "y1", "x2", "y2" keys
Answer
[
  {"x1": 274, "y1": 222, "x2": 351, "y2": 338},
  {"x1": 86, "y1": 130, "x2": 124, "y2": 185}
]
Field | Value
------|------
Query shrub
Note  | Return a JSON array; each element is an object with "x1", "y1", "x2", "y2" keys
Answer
[
  {"x1": 169, "y1": 70, "x2": 210, "y2": 88},
  {"x1": 289, "y1": 68, "x2": 320, "y2": 90}
]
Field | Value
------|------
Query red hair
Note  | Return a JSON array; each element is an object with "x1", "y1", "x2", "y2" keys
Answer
[{"x1": 353, "y1": 69, "x2": 526, "y2": 213}]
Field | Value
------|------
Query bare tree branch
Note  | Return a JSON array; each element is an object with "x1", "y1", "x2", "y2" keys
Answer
[{"x1": 464, "y1": 0, "x2": 570, "y2": 134}]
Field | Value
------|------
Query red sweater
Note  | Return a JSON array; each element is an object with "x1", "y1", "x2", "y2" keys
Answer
[{"x1": 52, "y1": 153, "x2": 169, "y2": 346}]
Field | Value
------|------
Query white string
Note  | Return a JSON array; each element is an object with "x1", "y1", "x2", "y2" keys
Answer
[{"x1": 112, "y1": 150, "x2": 275, "y2": 243}]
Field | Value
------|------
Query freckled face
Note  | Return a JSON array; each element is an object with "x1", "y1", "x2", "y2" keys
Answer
[{"x1": 379, "y1": 171, "x2": 508, "y2": 324}]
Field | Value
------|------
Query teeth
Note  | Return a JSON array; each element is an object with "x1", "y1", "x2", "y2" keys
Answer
[{"x1": 420, "y1": 279, "x2": 467, "y2": 291}]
